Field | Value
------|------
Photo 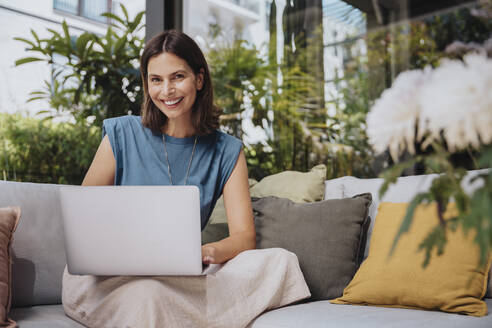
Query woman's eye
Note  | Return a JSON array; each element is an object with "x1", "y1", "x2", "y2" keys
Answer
[
  {"x1": 150, "y1": 77, "x2": 160, "y2": 83},
  {"x1": 175, "y1": 74, "x2": 184, "y2": 79}
]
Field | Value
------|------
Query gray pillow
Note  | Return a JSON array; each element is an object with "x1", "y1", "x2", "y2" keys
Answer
[{"x1": 252, "y1": 193, "x2": 371, "y2": 301}]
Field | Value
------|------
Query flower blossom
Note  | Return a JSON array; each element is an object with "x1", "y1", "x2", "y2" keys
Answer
[
  {"x1": 418, "y1": 53, "x2": 492, "y2": 151},
  {"x1": 366, "y1": 69, "x2": 429, "y2": 160}
]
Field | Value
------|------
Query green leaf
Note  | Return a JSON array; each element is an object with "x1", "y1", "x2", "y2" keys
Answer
[
  {"x1": 101, "y1": 28, "x2": 114, "y2": 58},
  {"x1": 47, "y1": 28, "x2": 63, "y2": 39},
  {"x1": 120, "y1": 3, "x2": 129, "y2": 21},
  {"x1": 389, "y1": 192, "x2": 432, "y2": 256},
  {"x1": 15, "y1": 57, "x2": 44, "y2": 66},
  {"x1": 30, "y1": 29, "x2": 40, "y2": 43},
  {"x1": 40, "y1": 115, "x2": 55, "y2": 122},
  {"x1": 113, "y1": 34, "x2": 127, "y2": 56},
  {"x1": 464, "y1": 185, "x2": 492, "y2": 267},
  {"x1": 454, "y1": 187, "x2": 470, "y2": 213},
  {"x1": 129, "y1": 11, "x2": 145, "y2": 33},
  {"x1": 29, "y1": 91, "x2": 46, "y2": 95},
  {"x1": 13, "y1": 37, "x2": 35, "y2": 47},
  {"x1": 27, "y1": 96, "x2": 46, "y2": 102},
  {"x1": 133, "y1": 11, "x2": 144, "y2": 27},
  {"x1": 75, "y1": 32, "x2": 90, "y2": 56},
  {"x1": 62, "y1": 21, "x2": 72, "y2": 51},
  {"x1": 101, "y1": 12, "x2": 125, "y2": 26},
  {"x1": 418, "y1": 220, "x2": 451, "y2": 268},
  {"x1": 478, "y1": 146, "x2": 492, "y2": 168},
  {"x1": 36, "y1": 110, "x2": 52, "y2": 115}
]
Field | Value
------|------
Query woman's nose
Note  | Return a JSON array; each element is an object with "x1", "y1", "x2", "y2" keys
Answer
[{"x1": 160, "y1": 80, "x2": 175, "y2": 97}]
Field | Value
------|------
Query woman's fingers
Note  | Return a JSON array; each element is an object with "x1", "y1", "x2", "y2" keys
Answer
[{"x1": 201, "y1": 244, "x2": 217, "y2": 264}]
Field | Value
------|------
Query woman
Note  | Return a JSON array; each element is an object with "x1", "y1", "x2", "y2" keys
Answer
[
  {"x1": 62, "y1": 30, "x2": 309, "y2": 328},
  {"x1": 81, "y1": 30, "x2": 254, "y2": 265}
]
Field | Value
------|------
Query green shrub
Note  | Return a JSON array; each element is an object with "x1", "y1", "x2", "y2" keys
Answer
[
  {"x1": 14, "y1": 4, "x2": 144, "y2": 126},
  {"x1": 0, "y1": 113, "x2": 100, "y2": 184}
]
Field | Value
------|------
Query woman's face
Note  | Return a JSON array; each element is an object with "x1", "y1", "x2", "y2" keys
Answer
[{"x1": 147, "y1": 52, "x2": 203, "y2": 124}]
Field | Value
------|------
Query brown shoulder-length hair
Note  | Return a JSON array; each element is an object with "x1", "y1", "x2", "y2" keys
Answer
[{"x1": 140, "y1": 30, "x2": 221, "y2": 135}]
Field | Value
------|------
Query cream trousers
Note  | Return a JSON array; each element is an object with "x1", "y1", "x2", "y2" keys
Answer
[{"x1": 62, "y1": 248, "x2": 310, "y2": 328}]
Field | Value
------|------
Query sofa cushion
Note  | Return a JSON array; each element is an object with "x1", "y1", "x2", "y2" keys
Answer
[
  {"x1": 249, "y1": 164, "x2": 326, "y2": 203},
  {"x1": 342, "y1": 170, "x2": 488, "y2": 255},
  {"x1": 10, "y1": 305, "x2": 84, "y2": 328},
  {"x1": 0, "y1": 181, "x2": 65, "y2": 307},
  {"x1": 249, "y1": 299, "x2": 492, "y2": 328},
  {"x1": 323, "y1": 176, "x2": 345, "y2": 200},
  {"x1": 0, "y1": 207, "x2": 20, "y2": 327},
  {"x1": 332, "y1": 202, "x2": 490, "y2": 316},
  {"x1": 253, "y1": 193, "x2": 371, "y2": 300},
  {"x1": 339, "y1": 169, "x2": 492, "y2": 297}
]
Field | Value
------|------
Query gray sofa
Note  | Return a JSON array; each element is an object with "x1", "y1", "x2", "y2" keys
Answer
[{"x1": 3, "y1": 170, "x2": 492, "y2": 328}]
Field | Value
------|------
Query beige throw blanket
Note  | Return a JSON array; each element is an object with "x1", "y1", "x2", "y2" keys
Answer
[{"x1": 62, "y1": 248, "x2": 310, "y2": 328}]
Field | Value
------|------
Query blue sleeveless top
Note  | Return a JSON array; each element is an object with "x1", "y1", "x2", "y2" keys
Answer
[{"x1": 102, "y1": 115, "x2": 243, "y2": 229}]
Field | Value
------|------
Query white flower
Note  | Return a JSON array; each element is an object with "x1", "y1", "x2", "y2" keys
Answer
[
  {"x1": 419, "y1": 53, "x2": 492, "y2": 151},
  {"x1": 366, "y1": 69, "x2": 430, "y2": 160}
]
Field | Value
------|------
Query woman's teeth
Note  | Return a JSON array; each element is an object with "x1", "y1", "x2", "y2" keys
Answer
[{"x1": 164, "y1": 98, "x2": 183, "y2": 105}]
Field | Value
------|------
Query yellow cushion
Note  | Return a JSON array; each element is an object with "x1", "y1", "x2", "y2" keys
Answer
[{"x1": 331, "y1": 202, "x2": 491, "y2": 316}]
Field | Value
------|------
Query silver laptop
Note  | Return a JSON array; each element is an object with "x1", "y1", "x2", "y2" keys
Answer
[{"x1": 59, "y1": 185, "x2": 219, "y2": 276}]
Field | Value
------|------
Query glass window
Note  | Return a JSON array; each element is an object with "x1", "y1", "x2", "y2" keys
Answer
[
  {"x1": 54, "y1": 0, "x2": 111, "y2": 23},
  {"x1": 53, "y1": 0, "x2": 78, "y2": 15},
  {"x1": 184, "y1": 0, "x2": 491, "y2": 179},
  {"x1": 82, "y1": 0, "x2": 110, "y2": 23}
]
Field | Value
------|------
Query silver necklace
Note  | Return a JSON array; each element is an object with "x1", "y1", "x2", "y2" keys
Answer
[{"x1": 162, "y1": 134, "x2": 198, "y2": 185}]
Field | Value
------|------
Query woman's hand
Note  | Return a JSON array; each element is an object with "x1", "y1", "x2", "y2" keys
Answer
[{"x1": 202, "y1": 243, "x2": 221, "y2": 264}]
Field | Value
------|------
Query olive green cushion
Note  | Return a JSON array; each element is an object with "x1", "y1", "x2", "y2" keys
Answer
[{"x1": 249, "y1": 164, "x2": 326, "y2": 203}]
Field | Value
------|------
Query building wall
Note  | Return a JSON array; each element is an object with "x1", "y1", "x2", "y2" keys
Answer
[{"x1": 0, "y1": 0, "x2": 144, "y2": 115}]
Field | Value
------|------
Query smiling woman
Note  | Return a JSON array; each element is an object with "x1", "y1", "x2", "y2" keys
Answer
[
  {"x1": 62, "y1": 29, "x2": 310, "y2": 328},
  {"x1": 147, "y1": 52, "x2": 203, "y2": 136},
  {"x1": 139, "y1": 30, "x2": 220, "y2": 137}
]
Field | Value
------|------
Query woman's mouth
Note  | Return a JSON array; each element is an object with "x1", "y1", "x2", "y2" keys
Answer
[{"x1": 162, "y1": 97, "x2": 184, "y2": 107}]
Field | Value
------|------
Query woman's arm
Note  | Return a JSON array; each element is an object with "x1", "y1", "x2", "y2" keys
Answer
[
  {"x1": 82, "y1": 135, "x2": 116, "y2": 186},
  {"x1": 202, "y1": 149, "x2": 256, "y2": 264}
]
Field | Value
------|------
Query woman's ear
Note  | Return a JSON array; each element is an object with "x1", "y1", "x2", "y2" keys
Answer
[{"x1": 196, "y1": 69, "x2": 205, "y2": 91}]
